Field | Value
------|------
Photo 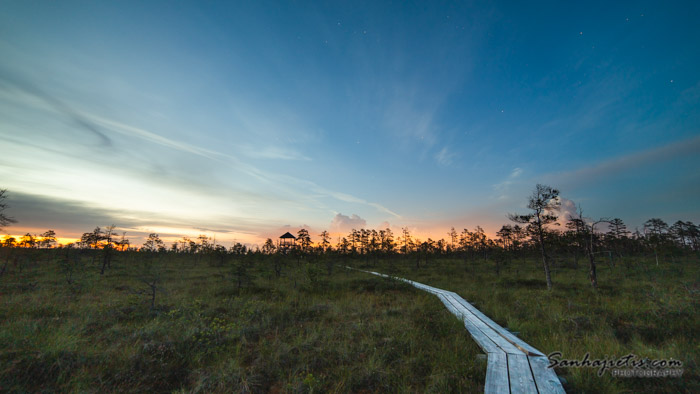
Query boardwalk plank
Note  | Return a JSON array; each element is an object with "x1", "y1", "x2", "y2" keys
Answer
[
  {"x1": 508, "y1": 353, "x2": 538, "y2": 393},
  {"x1": 436, "y1": 294, "x2": 502, "y2": 354},
  {"x1": 529, "y1": 356, "x2": 566, "y2": 394},
  {"x1": 448, "y1": 292, "x2": 544, "y2": 356},
  {"x1": 484, "y1": 351, "x2": 509, "y2": 394},
  {"x1": 442, "y1": 294, "x2": 523, "y2": 354}
]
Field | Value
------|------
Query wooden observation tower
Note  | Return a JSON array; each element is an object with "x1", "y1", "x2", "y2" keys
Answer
[{"x1": 278, "y1": 232, "x2": 297, "y2": 253}]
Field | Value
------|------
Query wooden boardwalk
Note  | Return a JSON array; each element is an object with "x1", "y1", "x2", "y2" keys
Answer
[{"x1": 351, "y1": 268, "x2": 565, "y2": 394}]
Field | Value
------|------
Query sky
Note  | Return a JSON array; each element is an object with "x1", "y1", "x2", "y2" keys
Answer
[{"x1": 1, "y1": 0, "x2": 699, "y2": 247}]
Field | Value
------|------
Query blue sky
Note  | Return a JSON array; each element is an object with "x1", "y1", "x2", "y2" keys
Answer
[{"x1": 1, "y1": 0, "x2": 698, "y2": 246}]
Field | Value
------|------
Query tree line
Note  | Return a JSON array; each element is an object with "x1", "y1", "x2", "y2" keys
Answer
[{"x1": 1, "y1": 186, "x2": 698, "y2": 290}]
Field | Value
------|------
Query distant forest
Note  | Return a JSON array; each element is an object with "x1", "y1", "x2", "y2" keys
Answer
[{"x1": 1, "y1": 185, "x2": 698, "y2": 291}]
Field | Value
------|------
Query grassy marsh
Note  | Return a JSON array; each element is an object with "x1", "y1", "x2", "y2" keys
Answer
[{"x1": 0, "y1": 249, "x2": 698, "y2": 392}]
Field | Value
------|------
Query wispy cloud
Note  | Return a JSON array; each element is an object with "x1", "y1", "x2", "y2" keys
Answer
[
  {"x1": 304, "y1": 184, "x2": 401, "y2": 218},
  {"x1": 241, "y1": 145, "x2": 311, "y2": 161},
  {"x1": 435, "y1": 146, "x2": 455, "y2": 166},
  {"x1": 92, "y1": 114, "x2": 401, "y2": 219},
  {"x1": 493, "y1": 167, "x2": 524, "y2": 199},
  {"x1": 0, "y1": 75, "x2": 400, "y2": 224},
  {"x1": 382, "y1": 88, "x2": 440, "y2": 151},
  {"x1": 4, "y1": 190, "x2": 287, "y2": 245},
  {"x1": 0, "y1": 71, "x2": 112, "y2": 146},
  {"x1": 546, "y1": 134, "x2": 700, "y2": 187},
  {"x1": 88, "y1": 114, "x2": 229, "y2": 162}
]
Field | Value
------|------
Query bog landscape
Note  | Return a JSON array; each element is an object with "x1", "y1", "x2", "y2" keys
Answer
[
  {"x1": 2, "y1": 1, "x2": 699, "y2": 393},
  {"x1": 1, "y1": 186, "x2": 698, "y2": 392}
]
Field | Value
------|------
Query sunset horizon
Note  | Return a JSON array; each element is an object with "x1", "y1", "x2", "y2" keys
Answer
[{"x1": 2, "y1": 1, "x2": 698, "y2": 247}]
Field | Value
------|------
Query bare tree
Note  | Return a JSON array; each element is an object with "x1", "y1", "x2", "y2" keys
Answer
[
  {"x1": 0, "y1": 189, "x2": 17, "y2": 231},
  {"x1": 570, "y1": 207, "x2": 609, "y2": 289},
  {"x1": 138, "y1": 262, "x2": 166, "y2": 311},
  {"x1": 509, "y1": 184, "x2": 560, "y2": 290}
]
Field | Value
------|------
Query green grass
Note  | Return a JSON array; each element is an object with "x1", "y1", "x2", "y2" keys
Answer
[
  {"x1": 1, "y1": 250, "x2": 698, "y2": 392},
  {"x1": 1, "y1": 252, "x2": 485, "y2": 393}
]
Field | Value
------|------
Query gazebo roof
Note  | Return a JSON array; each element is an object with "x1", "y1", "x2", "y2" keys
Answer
[{"x1": 280, "y1": 232, "x2": 296, "y2": 239}]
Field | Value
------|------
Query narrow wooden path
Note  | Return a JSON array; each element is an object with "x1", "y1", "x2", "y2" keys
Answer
[{"x1": 350, "y1": 268, "x2": 565, "y2": 394}]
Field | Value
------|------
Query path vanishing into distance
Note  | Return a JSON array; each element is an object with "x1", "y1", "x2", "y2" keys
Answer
[{"x1": 349, "y1": 267, "x2": 566, "y2": 394}]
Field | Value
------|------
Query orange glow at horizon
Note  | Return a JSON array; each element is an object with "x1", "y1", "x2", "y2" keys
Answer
[
  {"x1": 2, "y1": 217, "x2": 511, "y2": 251},
  {"x1": 2, "y1": 234, "x2": 80, "y2": 246}
]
